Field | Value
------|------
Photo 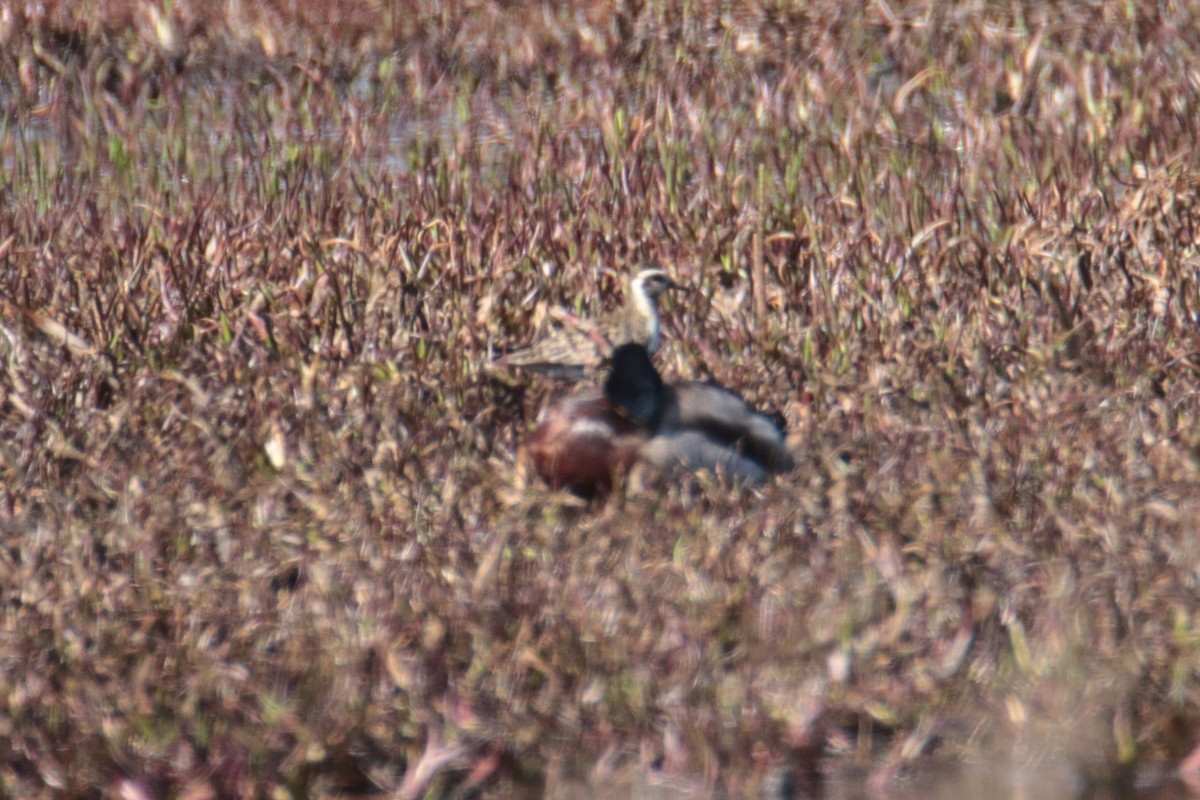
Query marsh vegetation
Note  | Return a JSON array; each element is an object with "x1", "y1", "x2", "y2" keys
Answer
[{"x1": 3, "y1": 2, "x2": 1200, "y2": 797}]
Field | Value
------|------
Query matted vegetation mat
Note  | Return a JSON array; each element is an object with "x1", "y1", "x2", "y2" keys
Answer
[{"x1": 3, "y1": 2, "x2": 1200, "y2": 797}]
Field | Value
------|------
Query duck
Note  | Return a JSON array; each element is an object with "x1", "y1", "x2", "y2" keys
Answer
[
  {"x1": 529, "y1": 343, "x2": 794, "y2": 497},
  {"x1": 496, "y1": 267, "x2": 681, "y2": 381}
]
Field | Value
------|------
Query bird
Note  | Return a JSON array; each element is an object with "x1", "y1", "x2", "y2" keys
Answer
[
  {"x1": 496, "y1": 267, "x2": 681, "y2": 381},
  {"x1": 529, "y1": 343, "x2": 794, "y2": 497}
]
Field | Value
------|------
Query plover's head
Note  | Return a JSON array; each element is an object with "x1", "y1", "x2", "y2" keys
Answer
[{"x1": 630, "y1": 267, "x2": 680, "y2": 301}]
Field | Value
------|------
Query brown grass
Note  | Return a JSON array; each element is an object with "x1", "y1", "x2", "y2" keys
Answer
[{"x1": 3, "y1": 1, "x2": 1200, "y2": 797}]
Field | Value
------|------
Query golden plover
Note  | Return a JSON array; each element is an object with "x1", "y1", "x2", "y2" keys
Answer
[{"x1": 497, "y1": 267, "x2": 680, "y2": 381}]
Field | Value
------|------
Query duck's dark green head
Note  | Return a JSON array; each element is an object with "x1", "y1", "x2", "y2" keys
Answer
[{"x1": 604, "y1": 343, "x2": 666, "y2": 428}]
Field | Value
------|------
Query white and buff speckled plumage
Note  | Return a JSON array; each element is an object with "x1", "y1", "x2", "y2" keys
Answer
[{"x1": 496, "y1": 267, "x2": 680, "y2": 381}]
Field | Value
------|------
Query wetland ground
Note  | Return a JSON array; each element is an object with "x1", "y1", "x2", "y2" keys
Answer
[{"x1": 3, "y1": 2, "x2": 1200, "y2": 797}]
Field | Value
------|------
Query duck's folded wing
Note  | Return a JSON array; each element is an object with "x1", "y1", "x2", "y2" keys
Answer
[
  {"x1": 638, "y1": 431, "x2": 770, "y2": 484},
  {"x1": 666, "y1": 383, "x2": 795, "y2": 474}
]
